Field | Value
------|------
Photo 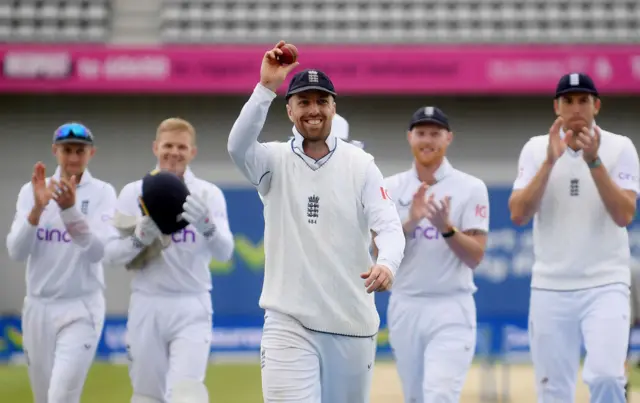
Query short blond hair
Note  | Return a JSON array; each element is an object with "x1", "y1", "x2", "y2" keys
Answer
[{"x1": 156, "y1": 117, "x2": 196, "y2": 144}]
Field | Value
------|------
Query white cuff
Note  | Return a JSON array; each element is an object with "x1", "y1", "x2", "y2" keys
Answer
[
  {"x1": 255, "y1": 83, "x2": 278, "y2": 100},
  {"x1": 59, "y1": 206, "x2": 84, "y2": 223}
]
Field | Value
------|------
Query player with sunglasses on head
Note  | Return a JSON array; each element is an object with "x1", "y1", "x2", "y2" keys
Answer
[{"x1": 6, "y1": 123, "x2": 117, "y2": 403}]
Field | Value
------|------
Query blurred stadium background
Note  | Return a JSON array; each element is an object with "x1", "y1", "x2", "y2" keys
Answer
[{"x1": 1, "y1": 0, "x2": 640, "y2": 401}]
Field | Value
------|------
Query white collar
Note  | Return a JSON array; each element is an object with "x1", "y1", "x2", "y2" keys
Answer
[
  {"x1": 411, "y1": 157, "x2": 453, "y2": 183},
  {"x1": 291, "y1": 125, "x2": 337, "y2": 153},
  {"x1": 153, "y1": 165, "x2": 196, "y2": 184},
  {"x1": 52, "y1": 166, "x2": 92, "y2": 187}
]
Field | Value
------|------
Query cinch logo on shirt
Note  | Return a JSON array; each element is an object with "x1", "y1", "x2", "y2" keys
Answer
[
  {"x1": 37, "y1": 227, "x2": 71, "y2": 243},
  {"x1": 409, "y1": 225, "x2": 441, "y2": 240},
  {"x1": 618, "y1": 172, "x2": 639, "y2": 182},
  {"x1": 172, "y1": 227, "x2": 197, "y2": 243}
]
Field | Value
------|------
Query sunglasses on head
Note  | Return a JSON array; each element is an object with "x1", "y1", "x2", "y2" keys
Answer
[{"x1": 54, "y1": 123, "x2": 93, "y2": 143}]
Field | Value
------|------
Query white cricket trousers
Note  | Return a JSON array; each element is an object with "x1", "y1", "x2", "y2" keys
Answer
[
  {"x1": 21, "y1": 291, "x2": 105, "y2": 403},
  {"x1": 529, "y1": 283, "x2": 630, "y2": 403},
  {"x1": 387, "y1": 293, "x2": 477, "y2": 403},
  {"x1": 126, "y1": 292, "x2": 213, "y2": 403},
  {"x1": 260, "y1": 309, "x2": 378, "y2": 403}
]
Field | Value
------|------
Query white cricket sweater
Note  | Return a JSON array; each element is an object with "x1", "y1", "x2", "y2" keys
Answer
[
  {"x1": 259, "y1": 141, "x2": 380, "y2": 337},
  {"x1": 514, "y1": 129, "x2": 638, "y2": 290}
]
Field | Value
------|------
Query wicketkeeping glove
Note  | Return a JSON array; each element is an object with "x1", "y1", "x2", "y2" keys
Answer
[
  {"x1": 180, "y1": 192, "x2": 216, "y2": 239},
  {"x1": 133, "y1": 216, "x2": 162, "y2": 247}
]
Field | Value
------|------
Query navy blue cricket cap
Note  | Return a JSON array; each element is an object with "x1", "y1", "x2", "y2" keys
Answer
[
  {"x1": 138, "y1": 169, "x2": 191, "y2": 235},
  {"x1": 409, "y1": 106, "x2": 451, "y2": 131},
  {"x1": 555, "y1": 72, "x2": 599, "y2": 98},
  {"x1": 285, "y1": 69, "x2": 337, "y2": 100}
]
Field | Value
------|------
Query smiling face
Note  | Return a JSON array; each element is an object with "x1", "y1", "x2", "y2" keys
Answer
[
  {"x1": 286, "y1": 90, "x2": 336, "y2": 142},
  {"x1": 152, "y1": 118, "x2": 197, "y2": 177},
  {"x1": 407, "y1": 123, "x2": 453, "y2": 167}
]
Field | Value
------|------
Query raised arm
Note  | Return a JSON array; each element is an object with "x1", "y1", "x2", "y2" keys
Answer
[
  {"x1": 445, "y1": 181, "x2": 490, "y2": 269},
  {"x1": 227, "y1": 84, "x2": 278, "y2": 196},
  {"x1": 509, "y1": 117, "x2": 569, "y2": 226},
  {"x1": 182, "y1": 185, "x2": 235, "y2": 262},
  {"x1": 588, "y1": 129, "x2": 639, "y2": 227},
  {"x1": 227, "y1": 41, "x2": 299, "y2": 196},
  {"x1": 58, "y1": 183, "x2": 119, "y2": 263},
  {"x1": 6, "y1": 163, "x2": 54, "y2": 262},
  {"x1": 203, "y1": 186, "x2": 235, "y2": 261},
  {"x1": 6, "y1": 183, "x2": 39, "y2": 262}
]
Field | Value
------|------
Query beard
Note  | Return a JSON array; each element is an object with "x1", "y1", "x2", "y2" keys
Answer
[
  {"x1": 301, "y1": 131, "x2": 327, "y2": 142},
  {"x1": 296, "y1": 124, "x2": 330, "y2": 144},
  {"x1": 412, "y1": 145, "x2": 447, "y2": 166}
]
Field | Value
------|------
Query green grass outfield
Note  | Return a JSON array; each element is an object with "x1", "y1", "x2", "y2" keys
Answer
[
  {"x1": 0, "y1": 362, "x2": 263, "y2": 402},
  {"x1": 2, "y1": 361, "x2": 640, "y2": 402}
]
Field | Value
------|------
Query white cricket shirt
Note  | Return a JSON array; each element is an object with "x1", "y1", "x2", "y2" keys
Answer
[
  {"x1": 227, "y1": 83, "x2": 405, "y2": 337},
  {"x1": 513, "y1": 127, "x2": 640, "y2": 290},
  {"x1": 103, "y1": 167, "x2": 234, "y2": 295},
  {"x1": 6, "y1": 167, "x2": 117, "y2": 300},
  {"x1": 386, "y1": 159, "x2": 490, "y2": 297}
]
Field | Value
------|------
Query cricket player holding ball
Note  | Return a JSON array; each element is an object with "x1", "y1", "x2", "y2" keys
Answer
[{"x1": 228, "y1": 41, "x2": 405, "y2": 403}]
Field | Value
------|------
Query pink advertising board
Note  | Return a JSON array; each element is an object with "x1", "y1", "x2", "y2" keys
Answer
[{"x1": 1, "y1": 44, "x2": 640, "y2": 95}]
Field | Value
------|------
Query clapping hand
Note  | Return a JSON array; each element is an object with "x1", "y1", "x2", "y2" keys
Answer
[
  {"x1": 50, "y1": 176, "x2": 77, "y2": 210},
  {"x1": 576, "y1": 125, "x2": 601, "y2": 164},
  {"x1": 425, "y1": 194, "x2": 453, "y2": 233},
  {"x1": 31, "y1": 162, "x2": 54, "y2": 210},
  {"x1": 547, "y1": 116, "x2": 570, "y2": 164},
  {"x1": 408, "y1": 182, "x2": 430, "y2": 224}
]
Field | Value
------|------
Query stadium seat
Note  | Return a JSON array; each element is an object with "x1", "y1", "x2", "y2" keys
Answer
[
  {"x1": 159, "y1": 0, "x2": 640, "y2": 44},
  {"x1": 0, "y1": 0, "x2": 112, "y2": 43}
]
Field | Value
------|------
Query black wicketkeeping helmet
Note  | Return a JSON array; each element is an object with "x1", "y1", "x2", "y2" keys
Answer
[{"x1": 138, "y1": 169, "x2": 191, "y2": 235}]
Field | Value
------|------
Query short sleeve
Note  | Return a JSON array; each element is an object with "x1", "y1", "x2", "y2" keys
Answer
[
  {"x1": 611, "y1": 138, "x2": 640, "y2": 196},
  {"x1": 512, "y1": 139, "x2": 537, "y2": 190},
  {"x1": 362, "y1": 162, "x2": 405, "y2": 275},
  {"x1": 460, "y1": 181, "x2": 490, "y2": 233},
  {"x1": 383, "y1": 175, "x2": 399, "y2": 205}
]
